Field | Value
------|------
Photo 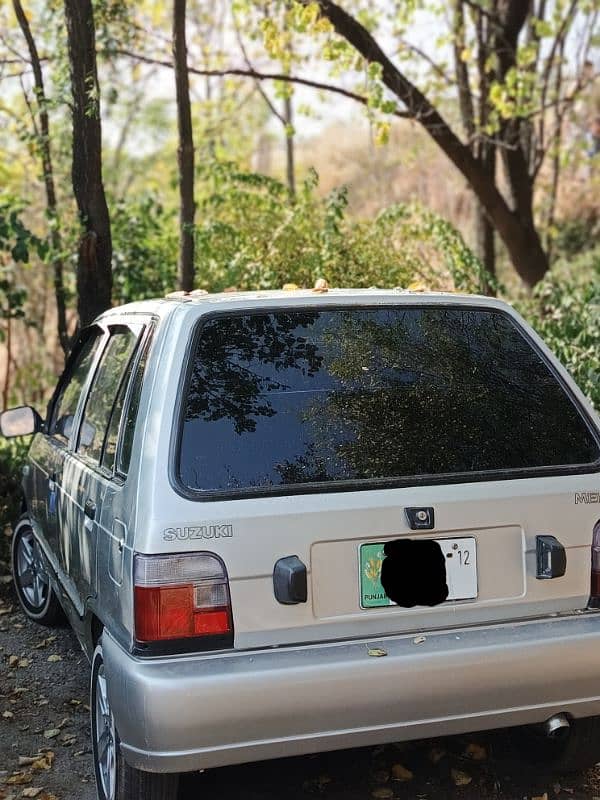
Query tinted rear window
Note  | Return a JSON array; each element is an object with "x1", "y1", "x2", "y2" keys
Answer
[{"x1": 178, "y1": 307, "x2": 599, "y2": 493}]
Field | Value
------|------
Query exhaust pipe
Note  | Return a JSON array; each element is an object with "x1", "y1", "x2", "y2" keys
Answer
[{"x1": 543, "y1": 713, "x2": 570, "y2": 738}]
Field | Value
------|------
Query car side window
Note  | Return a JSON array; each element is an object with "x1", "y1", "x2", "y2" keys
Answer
[
  {"x1": 114, "y1": 326, "x2": 154, "y2": 476},
  {"x1": 76, "y1": 326, "x2": 140, "y2": 465},
  {"x1": 48, "y1": 328, "x2": 105, "y2": 444}
]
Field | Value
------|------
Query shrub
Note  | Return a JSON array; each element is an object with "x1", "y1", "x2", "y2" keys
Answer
[
  {"x1": 517, "y1": 246, "x2": 600, "y2": 409},
  {"x1": 111, "y1": 197, "x2": 178, "y2": 304},
  {"x1": 0, "y1": 437, "x2": 29, "y2": 563},
  {"x1": 194, "y1": 161, "x2": 488, "y2": 294}
]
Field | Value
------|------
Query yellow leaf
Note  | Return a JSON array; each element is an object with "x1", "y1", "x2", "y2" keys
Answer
[
  {"x1": 451, "y1": 768, "x2": 472, "y2": 786},
  {"x1": 464, "y1": 742, "x2": 487, "y2": 761},
  {"x1": 428, "y1": 746, "x2": 445, "y2": 763},
  {"x1": 391, "y1": 763, "x2": 413, "y2": 781},
  {"x1": 7, "y1": 772, "x2": 32, "y2": 785}
]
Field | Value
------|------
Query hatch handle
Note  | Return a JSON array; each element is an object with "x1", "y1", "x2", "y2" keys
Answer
[
  {"x1": 536, "y1": 535, "x2": 566, "y2": 579},
  {"x1": 273, "y1": 556, "x2": 307, "y2": 605}
]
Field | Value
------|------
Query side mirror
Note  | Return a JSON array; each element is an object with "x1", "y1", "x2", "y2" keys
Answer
[{"x1": 0, "y1": 406, "x2": 42, "y2": 438}]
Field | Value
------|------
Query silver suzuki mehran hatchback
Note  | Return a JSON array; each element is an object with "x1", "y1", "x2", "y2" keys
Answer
[{"x1": 3, "y1": 288, "x2": 600, "y2": 800}]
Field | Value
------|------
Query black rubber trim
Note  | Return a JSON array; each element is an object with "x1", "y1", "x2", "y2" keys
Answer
[
  {"x1": 168, "y1": 302, "x2": 600, "y2": 502},
  {"x1": 132, "y1": 632, "x2": 233, "y2": 657}
]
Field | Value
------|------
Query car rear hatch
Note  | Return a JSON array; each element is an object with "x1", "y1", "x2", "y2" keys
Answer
[{"x1": 172, "y1": 299, "x2": 600, "y2": 649}]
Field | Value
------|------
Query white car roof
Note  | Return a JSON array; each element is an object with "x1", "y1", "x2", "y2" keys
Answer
[{"x1": 97, "y1": 288, "x2": 515, "y2": 321}]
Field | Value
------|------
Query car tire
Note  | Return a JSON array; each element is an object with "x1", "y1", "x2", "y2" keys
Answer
[
  {"x1": 11, "y1": 514, "x2": 64, "y2": 626},
  {"x1": 519, "y1": 716, "x2": 600, "y2": 773},
  {"x1": 91, "y1": 641, "x2": 180, "y2": 800}
]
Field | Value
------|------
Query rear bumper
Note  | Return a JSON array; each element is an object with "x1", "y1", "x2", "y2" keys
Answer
[{"x1": 104, "y1": 612, "x2": 600, "y2": 773}]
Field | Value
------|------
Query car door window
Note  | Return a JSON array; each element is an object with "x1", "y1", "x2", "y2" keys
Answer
[
  {"x1": 77, "y1": 326, "x2": 140, "y2": 465},
  {"x1": 48, "y1": 328, "x2": 105, "y2": 444},
  {"x1": 103, "y1": 326, "x2": 154, "y2": 476}
]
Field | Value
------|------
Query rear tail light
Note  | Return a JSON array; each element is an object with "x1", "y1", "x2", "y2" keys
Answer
[
  {"x1": 134, "y1": 552, "x2": 233, "y2": 650},
  {"x1": 589, "y1": 521, "x2": 600, "y2": 608}
]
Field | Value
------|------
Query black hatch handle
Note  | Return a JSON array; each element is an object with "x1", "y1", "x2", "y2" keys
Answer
[
  {"x1": 273, "y1": 556, "x2": 307, "y2": 604},
  {"x1": 536, "y1": 535, "x2": 567, "y2": 579}
]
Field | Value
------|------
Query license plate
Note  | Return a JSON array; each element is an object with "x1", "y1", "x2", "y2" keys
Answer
[{"x1": 359, "y1": 537, "x2": 478, "y2": 609}]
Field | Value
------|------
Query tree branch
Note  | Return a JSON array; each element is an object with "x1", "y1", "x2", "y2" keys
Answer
[
  {"x1": 114, "y1": 47, "x2": 414, "y2": 119},
  {"x1": 397, "y1": 37, "x2": 453, "y2": 87},
  {"x1": 306, "y1": 0, "x2": 549, "y2": 286},
  {"x1": 232, "y1": 15, "x2": 286, "y2": 126}
]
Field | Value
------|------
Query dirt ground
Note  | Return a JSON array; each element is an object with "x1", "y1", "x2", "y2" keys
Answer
[{"x1": 2, "y1": 572, "x2": 600, "y2": 800}]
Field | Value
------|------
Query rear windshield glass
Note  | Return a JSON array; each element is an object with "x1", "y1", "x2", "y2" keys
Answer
[{"x1": 178, "y1": 307, "x2": 599, "y2": 493}]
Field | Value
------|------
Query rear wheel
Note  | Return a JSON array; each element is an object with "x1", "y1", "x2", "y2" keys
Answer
[
  {"x1": 11, "y1": 515, "x2": 63, "y2": 626},
  {"x1": 91, "y1": 641, "x2": 180, "y2": 800},
  {"x1": 519, "y1": 716, "x2": 600, "y2": 773}
]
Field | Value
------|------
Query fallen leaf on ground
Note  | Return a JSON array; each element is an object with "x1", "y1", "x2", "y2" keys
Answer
[
  {"x1": 367, "y1": 648, "x2": 387, "y2": 657},
  {"x1": 42, "y1": 730, "x2": 59, "y2": 740},
  {"x1": 451, "y1": 768, "x2": 472, "y2": 786},
  {"x1": 17, "y1": 659, "x2": 30, "y2": 668},
  {"x1": 532, "y1": 794, "x2": 548, "y2": 800},
  {"x1": 2, "y1": 711, "x2": 14, "y2": 719},
  {"x1": 21, "y1": 789, "x2": 44, "y2": 798},
  {"x1": 35, "y1": 637, "x2": 56, "y2": 650},
  {"x1": 372, "y1": 790, "x2": 394, "y2": 799},
  {"x1": 31, "y1": 753, "x2": 54, "y2": 771},
  {"x1": 464, "y1": 742, "x2": 487, "y2": 761},
  {"x1": 428, "y1": 746, "x2": 445, "y2": 764},
  {"x1": 6, "y1": 773, "x2": 32, "y2": 785},
  {"x1": 8, "y1": 655, "x2": 18, "y2": 667},
  {"x1": 372, "y1": 769, "x2": 389, "y2": 783},
  {"x1": 391, "y1": 763, "x2": 413, "y2": 782},
  {"x1": 46, "y1": 655, "x2": 61, "y2": 663}
]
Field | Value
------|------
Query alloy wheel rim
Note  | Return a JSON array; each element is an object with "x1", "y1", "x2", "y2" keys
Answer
[
  {"x1": 95, "y1": 664, "x2": 117, "y2": 800},
  {"x1": 16, "y1": 528, "x2": 49, "y2": 610}
]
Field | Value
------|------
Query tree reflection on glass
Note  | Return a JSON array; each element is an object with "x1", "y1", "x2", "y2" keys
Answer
[
  {"x1": 185, "y1": 311, "x2": 323, "y2": 435},
  {"x1": 180, "y1": 307, "x2": 599, "y2": 492}
]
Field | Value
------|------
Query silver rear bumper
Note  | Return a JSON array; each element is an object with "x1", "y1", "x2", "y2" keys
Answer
[{"x1": 104, "y1": 613, "x2": 600, "y2": 773}]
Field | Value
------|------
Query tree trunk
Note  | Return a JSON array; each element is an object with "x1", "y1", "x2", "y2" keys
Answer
[
  {"x1": 64, "y1": 0, "x2": 112, "y2": 328},
  {"x1": 283, "y1": 94, "x2": 296, "y2": 200},
  {"x1": 13, "y1": 0, "x2": 69, "y2": 353},
  {"x1": 475, "y1": 141, "x2": 496, "y2": 295},
  {"x1": 475, "y1": 202, "x2": 495, "y2": 294},
  {"x1": 173, "y1": 0, "x2": 195, "y2": 292}
]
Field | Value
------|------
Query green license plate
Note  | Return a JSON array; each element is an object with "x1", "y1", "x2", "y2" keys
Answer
[
  {"x1": 359, "y1": 543, "x2": 391, "y2": 608},
  {"x1": 359, "y1": 538, "x2": 478, "y2": 608}
]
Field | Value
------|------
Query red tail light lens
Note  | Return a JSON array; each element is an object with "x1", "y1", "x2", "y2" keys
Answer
[
  {"x1": 589, "y1": 521, "x2": 600, "y2": 608},
  {"x1": 134, "y1": 553, "x2": 232, "y2": 645}
]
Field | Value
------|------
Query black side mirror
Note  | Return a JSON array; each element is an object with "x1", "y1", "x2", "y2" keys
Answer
[{"x1": 0, "y1": 406, "x2": 43, "y2": 438}]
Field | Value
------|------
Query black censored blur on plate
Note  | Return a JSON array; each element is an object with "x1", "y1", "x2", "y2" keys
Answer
[{"x1": 380, "y1": 539, "x2": 449, "y2": 607}]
